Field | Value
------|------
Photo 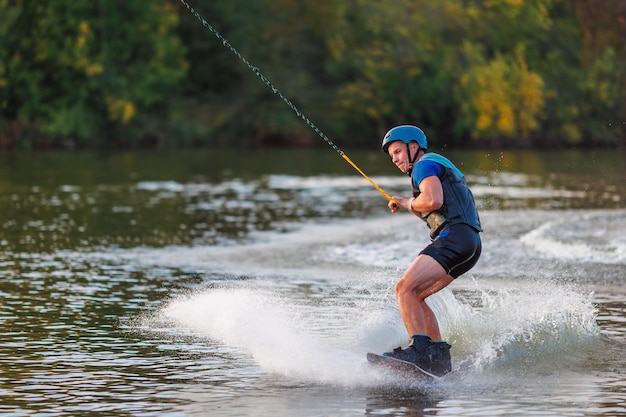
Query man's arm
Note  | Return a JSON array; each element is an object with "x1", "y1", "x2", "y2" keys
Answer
[
  {"x1": 411, "y1": 176, "x2": 443, "y2": 213},
  {"x1": 388, "y1": 176, "x2": 443, "y2": 215}
]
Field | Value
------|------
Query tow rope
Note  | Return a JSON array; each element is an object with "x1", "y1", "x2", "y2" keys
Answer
[{"x1": 178, "y1": 0, "x2": 397, "y2": 206}]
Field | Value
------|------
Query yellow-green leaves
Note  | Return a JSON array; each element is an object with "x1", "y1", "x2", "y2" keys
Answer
[{"x1": 458, "y1": 45, "x2": 545, "y2": 140}]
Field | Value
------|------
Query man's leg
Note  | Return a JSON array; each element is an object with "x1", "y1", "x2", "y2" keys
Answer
[
  {"x1": 419, "y1": 274, "x2": 454, "y2": 340},
  {"x1": 394, "y1": 254, "x2": 452, "y2": 340},
  {"x1": 381, "y1": 254, "x2": 453, "y2": 373}
]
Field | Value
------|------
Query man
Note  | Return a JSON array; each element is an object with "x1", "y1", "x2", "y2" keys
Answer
[{"x1": 380, "y1": 125, "x2": 482, "y2": 376}]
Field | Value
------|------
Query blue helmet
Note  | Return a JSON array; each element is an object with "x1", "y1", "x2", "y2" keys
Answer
[{"x1": 381, "y1": 125, "x2": 428, "y2": 154}]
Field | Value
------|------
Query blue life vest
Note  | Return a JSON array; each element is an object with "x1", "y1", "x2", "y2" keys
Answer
[{"x1": 411, "y1": 153, "x2": 482, "y2": 239}]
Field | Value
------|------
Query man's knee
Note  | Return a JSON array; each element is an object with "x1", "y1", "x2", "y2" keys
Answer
[
  {"x1": 393, "y1": 279, "x2": 404, "y2": 299},
  {"x1": 395, "y1": 276, "x2": 427, "y2": 301},
  {"x1": 394, "y1": 278, "x2": 412, "y2": 299}
]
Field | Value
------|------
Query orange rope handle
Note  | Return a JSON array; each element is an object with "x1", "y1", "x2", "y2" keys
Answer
[{"x1": 340, "y1": 153, "x2": 397, "y2": 206}]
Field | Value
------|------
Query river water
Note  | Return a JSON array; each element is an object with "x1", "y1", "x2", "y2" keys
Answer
[{"x1": 1, "y1": 148, "x2": 625, "y2": 416}]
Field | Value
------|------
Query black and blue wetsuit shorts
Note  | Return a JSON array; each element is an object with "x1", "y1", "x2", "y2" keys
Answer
[{"x1": 420, "y1": 223, "x2": 481, "y2": 278}]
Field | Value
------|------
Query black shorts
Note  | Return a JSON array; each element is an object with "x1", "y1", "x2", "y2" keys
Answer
[{"x1": 420, "y1": 223, "x2": 481, "y2": 278}]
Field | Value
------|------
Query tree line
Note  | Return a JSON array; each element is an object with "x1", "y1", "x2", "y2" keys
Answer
[{"x1": 1, "y1": 0, "x2": 624, "y2": 150}]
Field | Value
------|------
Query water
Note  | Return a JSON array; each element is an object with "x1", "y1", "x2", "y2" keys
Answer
[{"x1": 1, "y1": 148, "x2": 625, "y2": 416}]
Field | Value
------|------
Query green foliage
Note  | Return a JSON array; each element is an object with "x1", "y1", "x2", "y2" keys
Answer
[
  {"x1": 328, "y1": 0, "x2": 459, "y2": 142},
  {"x1": 0, "y1": 0, "x2": 624, "y2": 149},
  {"x1": 455, "y1": 44, "x2": 545, "y2": 143},
  {"x1": 182, "y1": 0, "x2": 344, "y2": 147},
  {"x1": 0, "y1": 0, "x2": 187, "y2": 148}
]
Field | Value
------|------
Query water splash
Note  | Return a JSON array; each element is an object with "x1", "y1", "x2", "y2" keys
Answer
[
  {"x1": 150, "y1": 274, "x2": 602, "y2": 388},
  {"x1": 434, "y1": 279, "x2": 602, "y2": 373},
  {"x1": 159, "y1": 287, "x2": 382, "y2": 386}
]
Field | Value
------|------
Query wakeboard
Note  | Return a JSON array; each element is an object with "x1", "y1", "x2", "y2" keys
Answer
[{"x1": 366, "y1": 352, "x2": 438, "y2": 382}]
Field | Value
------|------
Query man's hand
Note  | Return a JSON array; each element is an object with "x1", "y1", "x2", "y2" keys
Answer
[{"x1": 389, "y1": 196, "x2": 410, "y2": 213}]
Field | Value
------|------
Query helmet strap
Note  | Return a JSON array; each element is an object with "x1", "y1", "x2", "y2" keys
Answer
[{"x1": 406, "y1": 143, "x2": 421, "y2": 175}]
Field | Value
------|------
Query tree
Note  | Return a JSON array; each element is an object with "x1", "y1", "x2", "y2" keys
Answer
[
  {"x1": 326, "y1": 0, "x2": 460, "y2": 144},
  {"x1": 1, "y1": 0, "x2": 623, "y2": 149},
  {"x1": 455, "y1": 44, "x2": 545, "y2": 144},
  {"x1": 0, "y1": 0, "x2": 187, "y2": 148},
  {"x1": 325, "y1": 0, "x2": 556, "y2": 146},
  {"x1": 176, "y1": 0, "x2": 345, "y2": 147},
  {"x1": 572, "y1": 0, "x2": 626, "y2": 144}
]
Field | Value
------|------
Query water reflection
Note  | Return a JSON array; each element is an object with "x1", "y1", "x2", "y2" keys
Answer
[{"x1": 365, "y1": 387, "x2": 442, "y2": 416}]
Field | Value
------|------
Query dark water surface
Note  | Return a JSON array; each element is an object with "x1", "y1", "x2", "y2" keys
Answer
[{"x1": 1, "y1": 148, "x2": 625, "y2": 416}]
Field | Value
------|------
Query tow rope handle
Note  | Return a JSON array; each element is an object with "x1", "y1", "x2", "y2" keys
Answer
[{"x1": 340, "y1": 153, "x2": 397, "y2": 206}]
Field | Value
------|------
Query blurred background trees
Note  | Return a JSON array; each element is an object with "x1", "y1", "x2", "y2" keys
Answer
[{"x1": 1, "y1": 0, "x2": 624, "y2": 150}]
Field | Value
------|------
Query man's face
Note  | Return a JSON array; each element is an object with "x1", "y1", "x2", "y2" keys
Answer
[{"x1": 387, "y1": 141, "x2": 417, "y2": 174}]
